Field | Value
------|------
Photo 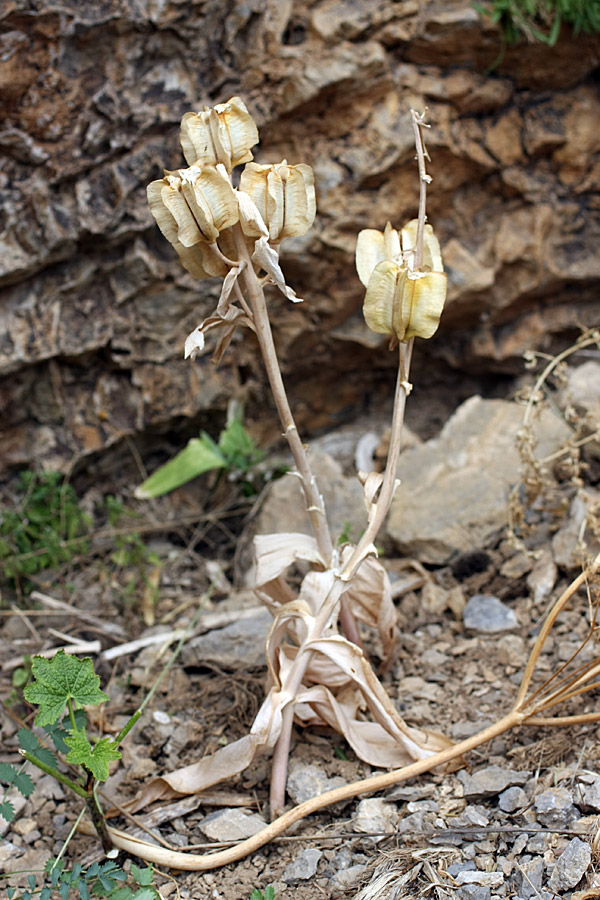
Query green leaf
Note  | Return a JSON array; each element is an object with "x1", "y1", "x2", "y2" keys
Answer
[
  {"x1": 45, "y1": 710, "x2": 87, "y2": 754},
  {"x1": 18, "y1": 728, "x2": 58, "y2": 769},
  {"x1": 0, "y1": 760, "x2": 34, "y2": 796},
  {"x1": 23, "y1": 651, "x2": 109, "y2": 726},
  {"x1": 28, "y1": 874, "x2": 36, "y2": 890},
  {"x1": 64, "y1": 729, "x2": 122, "y2": 782},
  {"x1": 130, "y1": 865, "x2": 154, "y2": 887},
  {"x1": 264, "y1": 888, "x2": 275, "y2": 900},
  {"x1": 40, "y1": 888, "x2": 52, "y2": 900},
  {"x1": 0, "y1": 799, "x2": 15, "y2": 822},
  {"x1": 130, "y1": 887, "x2": 160, "y2": 900},
  {"x1": 134, "y1": 435, "x2": 226, "y2": 499},
  {"x1": 218, "y1": 419, "x2": 264, "y2": 469}
]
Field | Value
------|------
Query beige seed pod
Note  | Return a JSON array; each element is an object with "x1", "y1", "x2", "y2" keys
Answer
[
  {"x1": 239, "y1": 161, "x2": 316, "y2": 242},
  {"x1": 357, "y1": 219, "x2": 447, "y2": 343},
  {"x1": 180, "y1": 97, "x2": 259, "y2": 171},
  {"x1": 147, "y1": 165, "x2": 239, "y2": 278}
]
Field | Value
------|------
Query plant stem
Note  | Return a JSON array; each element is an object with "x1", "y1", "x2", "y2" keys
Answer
[
  {"x1": 232, "y1": 226, "x2": 334, "y2": 569},
  {"x1": 85, "y1": 775, "x2": 113, "y2": 854},
  {"x1": 81, "y1": 710, "x2": 522, "y2": 871},
  {"x1": 19, "y1": 750, "x2": 88, "y2": 799}
]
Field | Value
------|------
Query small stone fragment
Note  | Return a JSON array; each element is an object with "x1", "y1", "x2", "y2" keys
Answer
[
  {"x1": 198, "y1": 807, "x2": 267, "y2": 841},
  {"x1": 534, "y1": 787, "x2": 577, "y2": 828},
  {"x1": 580, "y1": 776, "x2": 600, "y2": 811},
  {"x1": 511, "y1": 856, "x2": 544, "y2": 900},
  {"x1": 498, "y1": 786, "x2": 527, "y2": 812},
  {"x1": 548, "y1": 837, "x2": 592, "y2": 892},
  {"x1": 458, "y1": 765, "x2": 529, "y2": 799},
  {"x1": 330, "y1": 865, "x2": 367, "y2": 892},
  {"x1": 286, "y1": 762, "x2": 347, "y2": 805},
  {"x1": 455, "y1": 871, "x2": 504, "y2": 888},
  {"x1": 457, "y1": 885, "x2": 491, "y2": 900},
  {"x1": 463, "y1": 594, "x2": 518, "y2": 633},
  {"x1": 355, "y1": 798, "x2": 399, "y2": 841},
  {"x1": 283, "y1": 848, "x2": 323, "y2": 883}
]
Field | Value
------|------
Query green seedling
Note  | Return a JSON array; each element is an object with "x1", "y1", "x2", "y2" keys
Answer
[
  {"x1": 6, "y1": 857, "x2": 160, "y2": 900},
  {"x1": 134, "y1": 416, "x2": 265, "y2": 499},
  {"x1": 0, "y1": 471, "x2": 90, "y2": 588},
  {"x1": 250, "y1": 888, "x2": 275, "y2": 900}
]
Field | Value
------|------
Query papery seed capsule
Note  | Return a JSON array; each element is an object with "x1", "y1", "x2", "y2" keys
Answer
[
  {"x1": 239, "y1": 161, "x2": 316, "y2": 242},
  {"x1": 180, "y1": 97, "x2": 259, "y2": 171}
]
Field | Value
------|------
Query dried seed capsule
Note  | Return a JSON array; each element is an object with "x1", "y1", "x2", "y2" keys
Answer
[
  {"x1": 239, "y1": 161, "x2": 316, "y2": 242},
  {"x1": 180, "y1": 97, "x2": 259, "y2": 171}
]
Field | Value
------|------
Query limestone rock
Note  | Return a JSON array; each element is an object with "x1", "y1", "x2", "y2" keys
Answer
[
  {"x1": 458, "y1": 764, "x2": 529, "y2": 799},
  {"x1": 283, "y1": 848, "x2": 323, "y2": 883},
  {"x1": 184, "y1": 609, "x2": 272, "y2": 669},
  {"x1": 548, "y1": 837, "x2": 592, "y2": 892},
  {"x1": 198, "y1": 807, "x2": 267, "y2": 841},
  {"x1": 1, "y1": 2, "x2": 599, "y2": 476},
  {"x1": 463, "y1": 594, "x2": 518, "y2": 633},
  {"x1": 386, "y1": 396, "x2": 570, "y2": 564}
]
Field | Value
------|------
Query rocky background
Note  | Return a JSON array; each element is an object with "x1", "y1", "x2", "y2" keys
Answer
[{"x1": 1, "y1": 0, "x2": 599, "y2": 478}]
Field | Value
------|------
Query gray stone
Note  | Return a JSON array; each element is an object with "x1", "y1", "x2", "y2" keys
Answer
[
  {"x1": 457, "y1": 886, "x2": 491, "y2": 900},
  {"x1": 447, "y1": 861, "x2": 477, "y2": 877},
  {"x1": 499, "y1": 786, "x2": 528, "y2": 812},
  {"x1": 354, "y1": 798, "x2": 399, "y2": 840},
  {"x1": 580, "y1": 776, "x2": 600, "y2": 811},
  {"x1": 548, "y1": 837, "x2": 592, "y2": 892},
  {"x1": 186, "y1": 609, "x2": 272, "y2": 668},
  {"x1": 534, "y1": 787, "x2": 577, "y2": 828},
  {"x1": 552, "y1": 488, "x2": 600, "y2": 570},
  {"x1": 463, "y1": 594, "x2": 518, "y2": 633},
  {"x1": 198, "y1": 807, "x2": 267, "y2": 841},
  {"x1": 458, "y1": 765, "x2": 530, "y2": 799},
  {"x1": 386, "y1": 397, "x2": 570, "y2": 564},
  {"x1": 512, "y1": 856, "x2": 544, "y2": 900},
  {"x1": 286, "y1": 762, "x2": 347, "y2": 805},
  {"x1": 330, "y1": 865, "x2": 368, "y2": 893},
  {"x1": 456, "y1": 871, "x2": 504, "y2": 888},
  {"x1": 283, "y1": 848, "x2": 323, "y2": 883}
]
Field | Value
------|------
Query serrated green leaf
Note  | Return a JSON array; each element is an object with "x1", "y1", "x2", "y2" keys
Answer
[
  {"x1": 264, "y1": 888, "x2": 275, "y2": 900},
  {"x1": 7, "y1": 887, "x2": 15, "y2": 899},
  {"x1": 130, "y1": 865, "x2": 154, "y2": 887},
  {"x1": 79, "y1": 881, "x2": 91, "y2": 900},
  {"x1": 45, "y1": 710, "x2": 87, "y2": 753},
  {"x1": 23, "y1": 651, "x2": 109, "y2": 726},
  {"x1": 18, "y1": 728, "x2": 58, "y2": 769},
  {"x1": 134, "y1": 435, "x2": 226, "y2": 499},
  {"x1": 0, "y1": 762, "x2": 19, "y2": 785},
  {"x1": 130, "y1": 887, "x2": 160, "y2": 900},
  {"x1": 105, "y1": 889, "x2": 133, "y2": 900},
  {"x1": 40, "y1": 887, "x2": 53, "y2": 900},
  {"x1": 64, "y1": 729, "x2": 121, "y2": 782},
  {"x1": 28, "y1": 874, "x2": 36, "y2": 890},
  {"x1": 0, "y1": 799, "x2": 15, "y2": 822}
]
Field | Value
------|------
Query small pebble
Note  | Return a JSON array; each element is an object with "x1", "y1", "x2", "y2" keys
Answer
[
  {"x1": 534, "y1": 787, "x2": 577, "y2": 828},
  {"x1": 463, "y1": 594, "x2": 518, "y2": 633},
  {"x1": 198, "y1": 808, "x2": 267, "y2": 841},
  {"x1": 283, "y1": 848, "x2": 322, "y2": 883},
  {"x1": 498, "y1": 786, "x2": 527, "y2": 812},
  {"x1": 458, "y1": 765, "x2": 529, "y2": 799},
  {"x1": 548, "y1": 837, "x2": 592, "y2": 892}
]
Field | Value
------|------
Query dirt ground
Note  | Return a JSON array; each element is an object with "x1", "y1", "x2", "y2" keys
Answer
[{"x1": 2, "y1": 380, "x2": 600, "y2": 900}]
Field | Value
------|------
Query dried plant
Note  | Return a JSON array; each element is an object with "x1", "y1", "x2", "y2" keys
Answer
[{"x1": 75, "y1": 99, "x2": 600, "y2": 872}]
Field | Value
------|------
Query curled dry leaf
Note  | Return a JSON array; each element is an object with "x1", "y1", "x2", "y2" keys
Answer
[{"x1": 340, "y1": 552, "x2": 398, "y2": 669}]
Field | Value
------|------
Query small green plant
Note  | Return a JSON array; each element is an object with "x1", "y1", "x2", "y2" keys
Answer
[
  {"x1": 134, "y1": 416, "x2": 265, "y2": 499},
  {"x1": 0, "y1": 651, "x2": 138, "y2": 851},
  {"x1": 474, "y1": 0, "x2": 600, "y2": 46},
  {"x1": 0, "y1": 471, "x2": 90, "y2": 588},
  {"x1": 249, "y1": 888, "x2": 275, "y2": 900},
  {"x1": 6, "y1": 857, "x2": 159, "y2": 900}
]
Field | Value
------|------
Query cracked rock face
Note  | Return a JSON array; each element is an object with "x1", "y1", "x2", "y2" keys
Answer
[{"x1": 1, "y1": 1, "x2": 599, "y2": 474}]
